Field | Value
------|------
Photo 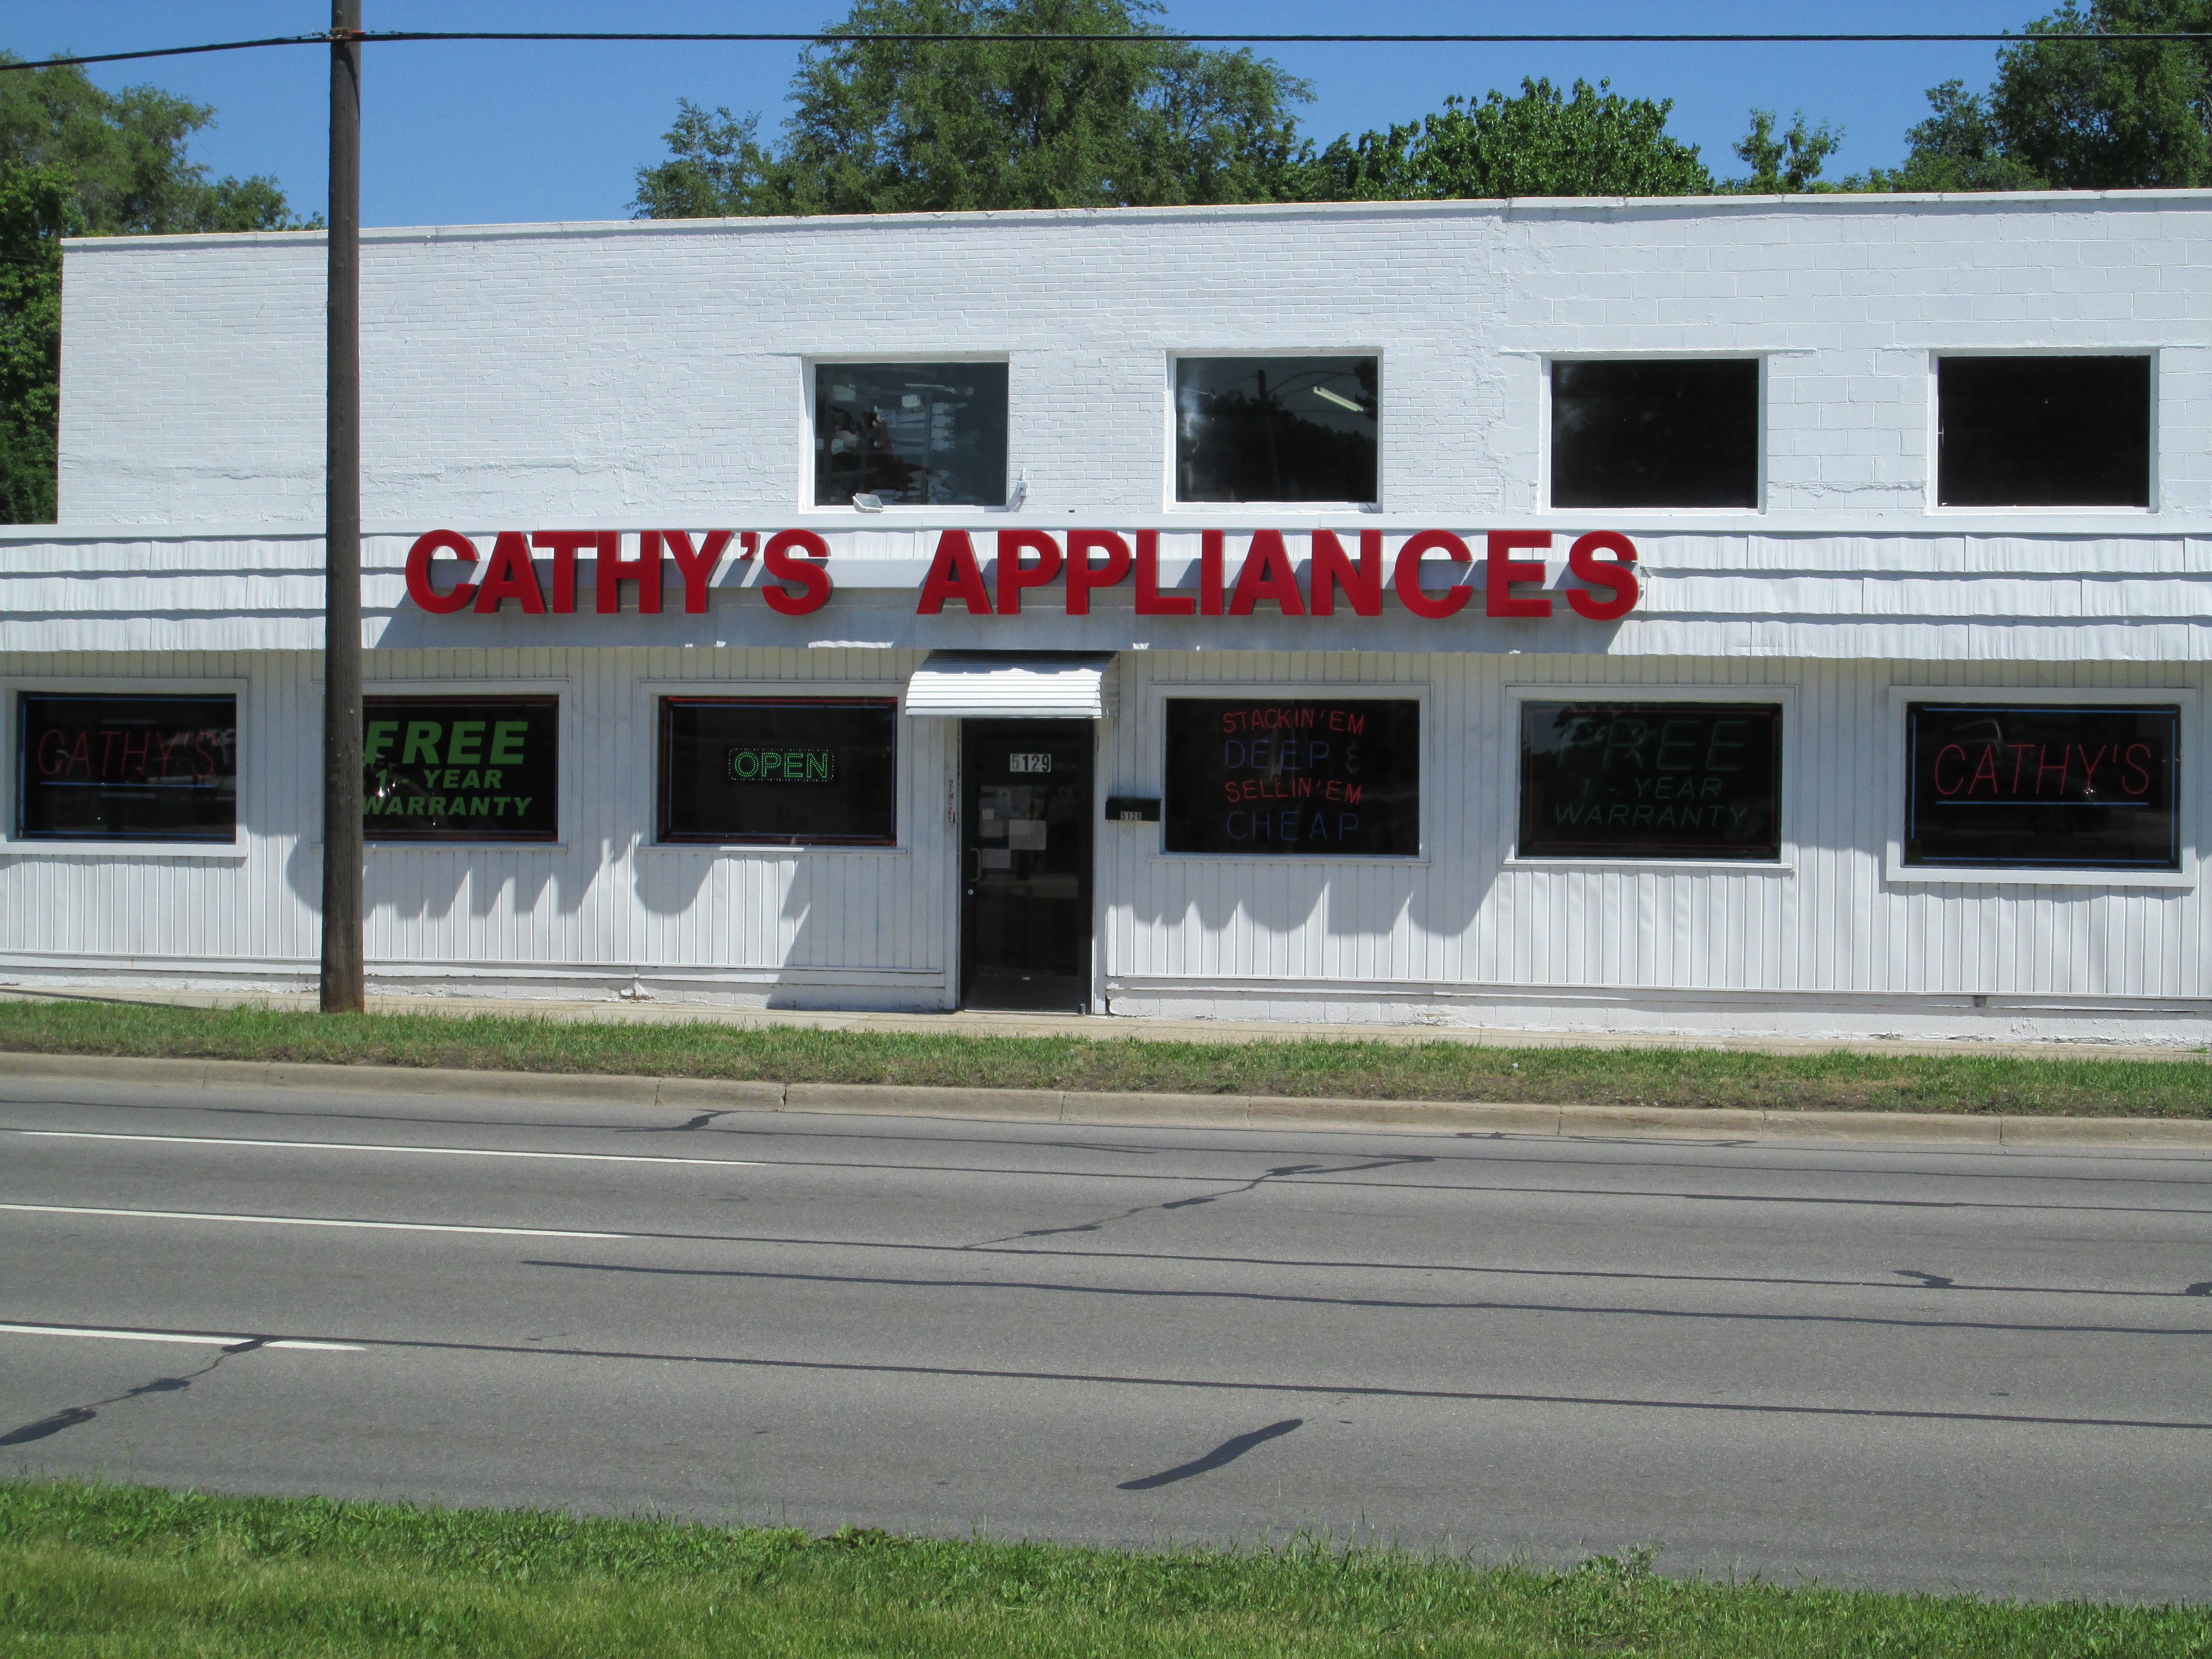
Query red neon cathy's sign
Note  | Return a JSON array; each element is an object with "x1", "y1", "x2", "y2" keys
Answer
[{"x1": 405, "y1": 527, "x2": 1641, "y2": 621}]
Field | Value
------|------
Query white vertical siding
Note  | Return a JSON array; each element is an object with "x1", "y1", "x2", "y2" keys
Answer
[
  {"x1": 1100, "y1": 650, "x2": 2210, "y2": 1006},
  {"x1": 3, "y1": 645, "x2": 2205, "y2": 1021},
  {"x1": 0, "y1": 647, "x2": 947, "y2": 1005},
  {"x1": 0, "y1": 649, "x2": 321, "y2": 970}
]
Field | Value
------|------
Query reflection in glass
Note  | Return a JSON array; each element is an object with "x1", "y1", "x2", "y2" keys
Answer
[
  {"x1": 1175, "y1": 356, "x2": 1378, "y2": 504},
  {"x1": 814, "y1": 362, "x2": 1007, "y2": 506}
]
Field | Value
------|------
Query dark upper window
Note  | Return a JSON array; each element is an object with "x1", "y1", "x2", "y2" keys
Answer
[
  {"x1": 1550, "y1": 360, "x2": 1759, "y2": 510},
  {"x1": 15, "y1": 692, "x2": 238, "y2": 842},
  {"x1": 1175, "y1": 356, "x2": 1378, "y2": 504},
  {"x1": 659, "y1": 697, "x2": 897, "y2": 846},
  {"x1": 1937, "y1": 356, "x2": 2151, "y2": 508},
  {"x1": 363, "y1": 696, "x2": 558, "y2": 842},
  {"x1": 814, "y1": 363, "x2": 1007, "y2": 507}
]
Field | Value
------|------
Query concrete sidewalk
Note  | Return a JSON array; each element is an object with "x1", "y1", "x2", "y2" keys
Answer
[{"x1": 2, "y1": 984, "x2": 2206, "y2": 1064}]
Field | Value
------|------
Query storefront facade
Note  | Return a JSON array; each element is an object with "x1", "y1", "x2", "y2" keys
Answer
[{"x1": 2, "y1": 193, "x2": 2206, "y2": 1040}]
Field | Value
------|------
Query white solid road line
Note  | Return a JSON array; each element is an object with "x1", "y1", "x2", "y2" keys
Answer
[
  {"x1": 0, "y1": 1322, "x2": 363, "y2": 1351},
  {"x1": 0, "y1": 1202, "x2": 628, "y2": 1240},
  {"x1": 17, "y1": 1129, "x2": 762, "y2": 1169}
]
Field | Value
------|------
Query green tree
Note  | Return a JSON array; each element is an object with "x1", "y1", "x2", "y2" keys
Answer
[
  {"x1": 1863, "y1": 1, "x2": 2212, "y2": 192},
  {"x1": 1989, "y1": 0, "x2": 2212, "y2": 187},
  {"x1": 1296, "y1": 77, "x2": 1713, "y2": 201},
  {"x1": 1724, "y1": 108, "x2": 1844, "y2": 192},
  {"x1": 634, "y1": 0, "x2": 1311, "y2": 216},
  {"x1": 0, "y1": 56, "x2": 311, "y2": 522},
  {"x1": 1869, "y1": 80, "x2": 2049, "y2": 191},
  {"x1": 0, "y1": 55, "x2": 310, "y2": 232},
  {"x1": 0, "y1": 159, "x2": 78, "y2": 522}
]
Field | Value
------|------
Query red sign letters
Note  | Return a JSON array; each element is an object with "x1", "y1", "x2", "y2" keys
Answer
[{"x1": 406, "y1": 527, "x2": 1639, "y2": 621}]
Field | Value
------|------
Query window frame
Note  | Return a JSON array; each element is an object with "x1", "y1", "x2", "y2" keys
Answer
[
  {"x1": 361, "y1": 690, "x2": 565, "y2": 847},
  {"x1": 1144, "y1": 682, "x2": 1431, "y2": 863},
  {"x1": 1539, "y1": 352, "x2": 1767, "y2": 515},
  {"x1": 1926, "y1": 349, "x2": 2160, "y2": 515},
  {"x1": 2, "y1": 676, "x2": 250, "y2": 857},
  {"x1": 802, "y1": 354, "x2": 1013, "y2": 514},
  {"x1": 653, "y1": 691, "x2": 904, "y2": 849},
  {"x1": 1884, "y1": 684, "x2": 2197, "y2": 888},
  {"x1": 1162, "y1": 350, "x2": 1385, "y2": 513},
  {"x1": 1502, "y1": 683, "x2": 1799, "y2": 873}
]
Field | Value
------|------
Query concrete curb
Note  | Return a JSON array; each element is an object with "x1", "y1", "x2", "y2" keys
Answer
[{"x1": 7, "y1": 1049, "x2": 2211, "y2": 1148}]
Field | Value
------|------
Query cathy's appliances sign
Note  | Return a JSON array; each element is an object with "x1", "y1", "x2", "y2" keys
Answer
[{"x1": 403, "y1": 527, "x2": 1641, "y2": 621}]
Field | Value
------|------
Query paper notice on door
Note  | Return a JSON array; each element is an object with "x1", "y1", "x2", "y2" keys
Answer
[
  {"x1": 978, "y1": 848, "x2": 1013, "y2": 870},
  {"x1": 1009, "y1": 819, "x2": 1047, "y2": 850},
  {"x1": 977, "y1": 815, "x2": 1006, "y2": 839}
]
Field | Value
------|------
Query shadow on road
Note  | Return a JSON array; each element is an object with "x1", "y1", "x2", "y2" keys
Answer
[{"x1": 1118, "y1": 1418, "x2": 1303, "y2": 1491}]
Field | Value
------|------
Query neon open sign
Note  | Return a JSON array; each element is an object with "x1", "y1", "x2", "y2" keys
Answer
[{"x1": 727, "y1": 746, "x2": 837, "y2": 783}]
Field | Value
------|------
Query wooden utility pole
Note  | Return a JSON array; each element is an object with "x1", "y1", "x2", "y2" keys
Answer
[{"x1": 320, "y1": 0, "x2": 364, "y2": 1012}]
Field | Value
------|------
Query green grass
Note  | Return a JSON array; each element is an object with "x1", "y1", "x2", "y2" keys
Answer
[
  {"x1": 0, "y1": 995, "x2": 2207, "y2": 1118},
  {"x1": 0, "y1": 1479, "x2": 2203, "y2": 1658}
]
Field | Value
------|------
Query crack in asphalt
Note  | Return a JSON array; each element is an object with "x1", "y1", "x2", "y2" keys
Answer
[
  {"x1": 974, "y1": 1155, "x2": 1438, "y2": 1244},
  {"x1": 516, "y1": 1258, "x2": 2212, "y2": 1338}
]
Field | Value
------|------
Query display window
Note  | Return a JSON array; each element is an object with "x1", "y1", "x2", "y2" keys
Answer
[
  {"x1": 1936, "y1": 356, "x2": 2151, "y2": 507},
  {"x1": 1163, "y1": 697, "x2": 1419, "y2": 855},
  {"x1": 1173, "y1": 356, "x2": 1378, "y2": 504},
  {"x1": 813, "y1": 362, "x2": 1008, "y2": 507},
  {"x1": 1549, "y1": 359, "x2": 1759, "y2": 510},
  {"x1": 659, "y1": 697, "x2": 898, "y2": 845},
  {"x1": 363, "y1": 696, "x2": 558, "y2": 842},
  {"x1": 1904, "y1": 702, "x2": 2180, "y2": 871},
  {"x1": 1519, "y1": 700, "x2": 1782, "y2": 861},
  {"x1": 14, "y1": 692, "x2": 238, "y2": 842}
]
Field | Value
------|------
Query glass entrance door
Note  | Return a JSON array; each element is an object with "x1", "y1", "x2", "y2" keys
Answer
[{"x1": 960, "y1": 720, "x2": 1093, "y2": 1012}]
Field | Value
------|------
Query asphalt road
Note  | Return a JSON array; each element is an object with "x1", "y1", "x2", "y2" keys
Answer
[{"x1": 2, "y1": 1072, "x2": 2208, "y2": 1602}]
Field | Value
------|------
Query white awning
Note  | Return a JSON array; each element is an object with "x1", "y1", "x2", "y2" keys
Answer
[{"x1": 904, "y1": 651, "x2": 1118, "y2": 719}]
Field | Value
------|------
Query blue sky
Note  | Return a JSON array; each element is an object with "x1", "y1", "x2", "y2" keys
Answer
[{"x1": 13, "y1": 2, "x2": 2041, "y2": 226}]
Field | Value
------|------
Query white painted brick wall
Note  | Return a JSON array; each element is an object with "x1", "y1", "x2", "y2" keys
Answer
[{"x1": 56, "y1": 193, "x2": 2212, "y2": 529}]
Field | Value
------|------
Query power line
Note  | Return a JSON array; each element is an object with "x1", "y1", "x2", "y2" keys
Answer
[
  {"x1": 7, "y1": 27, "x2": 2212, "y2": 74},
  {"x1": 0, "y1": 35, "x2": 330, "y2": 72}
]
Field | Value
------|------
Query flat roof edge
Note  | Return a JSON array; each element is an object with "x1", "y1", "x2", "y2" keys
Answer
[
  {"x1": 58, "y1": 187, "x2": 2212, "y2": 251},
  {"x1": 5, "y1": 521, "x2": 2210, "y2": 543}
]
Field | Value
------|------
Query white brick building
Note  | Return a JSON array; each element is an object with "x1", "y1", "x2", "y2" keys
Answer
[{"x1": 3, "y1": 192, "x2": 2206, "y2": 1040}]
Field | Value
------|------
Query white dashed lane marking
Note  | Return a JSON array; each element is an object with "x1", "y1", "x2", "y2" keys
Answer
[
  {"x1": 0, "y1": 1202, "x2": 628, "y2": 1240},
  {"x1": 15, "y1": 1129, "x2": 761, "y2": 1169},
  {"x1": 0, "y1": 1321, "x2": 363, "y2": 1352}
]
